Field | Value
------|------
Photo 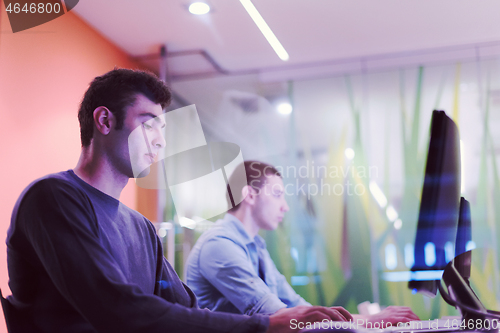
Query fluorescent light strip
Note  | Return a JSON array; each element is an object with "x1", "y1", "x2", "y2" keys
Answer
[
  {"x1": 460, "y1": 140, "x2": 465, "y2": 193},
  {"x1": 239, "y1": 0, "x2": 289, "y2": 61},
  {"x1": 369, "y1": 181, "x2": 387, "y2": 208}
]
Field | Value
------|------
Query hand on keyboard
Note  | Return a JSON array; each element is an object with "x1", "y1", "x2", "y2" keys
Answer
[
  {"x1": 268, "y1": 305, "x2": 353, "y2": 333},
  {"x1": 362, "y1": 306, "x2": 420, "y2": 326}
]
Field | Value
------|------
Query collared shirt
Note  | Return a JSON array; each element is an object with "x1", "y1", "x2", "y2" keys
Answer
[{"x1": 186, "y1": 213, "x2": 311, "y2": 315}]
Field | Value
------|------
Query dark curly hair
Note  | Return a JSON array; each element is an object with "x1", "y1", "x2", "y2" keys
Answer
[{"x1": 78, "y1": 68, "x2": 172, "y2": 147}]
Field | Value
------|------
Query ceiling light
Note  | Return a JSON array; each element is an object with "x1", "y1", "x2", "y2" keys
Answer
[
  {"x1": 277, "y1": 102, "x2": 292, "y2": 115},
  {"x1": 239, "y1": 0, "x2": 289, "y2": 61},
  {"x1": 189, "y1": 2, "x2": 210, "y2": 15},
  {"x1": 345, "y1": 148, "x2": 355, "y2": 160}
]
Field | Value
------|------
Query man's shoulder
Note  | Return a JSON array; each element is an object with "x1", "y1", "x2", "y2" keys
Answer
[
  {"x1": 194, "y1": 218, "x2": 250, "y2": 255},
  {"x1": 202, "y1": 218, "x2": 240, "y2": 239},
  {"x1": 9, "y1": 171, "x2": 94, "y2": 235},
  {"x1": 18, "y1": 170, "x2": 80, "y2": 199},
  {"x1": 19, "y1": 171, "x2": 148, "y2": 221},
  {"x1": 187, "y1": 218, "x2": 250, "y2": 273}
]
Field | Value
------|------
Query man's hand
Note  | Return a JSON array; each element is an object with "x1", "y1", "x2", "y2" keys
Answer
[
  {"x1": 357, "y1": 306, "x2": 419, "y2": 326},
  {"x1": 267, "y1": 305, "x2": 352, "y2": 333}
]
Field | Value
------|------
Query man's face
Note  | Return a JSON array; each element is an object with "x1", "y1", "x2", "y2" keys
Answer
[
  {"x1": 251, "y1": 175, "x2": 289, "y2": 231},
  {"x1": 108, "y1": 94, "x2": 166, "y2": 178}
]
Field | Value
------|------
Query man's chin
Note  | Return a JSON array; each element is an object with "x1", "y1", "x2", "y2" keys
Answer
[
  {"x1": 135, "y1": 166, "x2": 151, "y2": 178},
  {"x1": 265, "y1": 224, "x2": 279, "y2": 231},
  {"x1": 272, "y1": 222, "x2": 282, "y2": 230}
]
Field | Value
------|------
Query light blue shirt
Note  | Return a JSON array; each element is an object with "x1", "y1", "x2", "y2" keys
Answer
[{"x1": 186, "y1": 214, "x2": 310, "y2": 315}]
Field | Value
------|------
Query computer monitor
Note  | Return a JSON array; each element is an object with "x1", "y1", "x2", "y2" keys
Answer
[
  {"x1": 408, "y1": 110, "x2": 462, "y2": 297},
  {"x1": 454, "y1": 197, "x2": 472, "y2": 280}
]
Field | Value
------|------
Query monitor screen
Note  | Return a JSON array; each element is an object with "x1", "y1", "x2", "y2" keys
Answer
[{"x1": 408, "y1": 110, "x2": 462, "y2": 297}]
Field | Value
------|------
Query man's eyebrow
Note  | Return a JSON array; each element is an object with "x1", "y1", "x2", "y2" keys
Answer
[
  {"x1": 139, "y1": 112, "x2": 160, "y2": 120},
  {"x1": 139, "y1": 113, "x2": 166, "y2": 127}
]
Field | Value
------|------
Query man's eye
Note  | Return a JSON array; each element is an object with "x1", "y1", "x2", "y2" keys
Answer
[{"x1": 143, "y1": 123, "x2": 153, "y2": 130}]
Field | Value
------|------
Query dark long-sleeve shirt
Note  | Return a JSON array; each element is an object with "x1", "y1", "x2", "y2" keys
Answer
[{"x1": 6, "y1": 170, "x2": 269, "y2": 333}]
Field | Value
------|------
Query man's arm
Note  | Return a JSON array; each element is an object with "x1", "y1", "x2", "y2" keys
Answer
[
  {"x1": 13, "y1": 179, "x2": 267, "y2": 333},
  {"x1": 268, "y1": 306, "x2": 352, "y2": 333},
  {"x1": 269, "y1": 256, "x2": 311, "y2": 308}
]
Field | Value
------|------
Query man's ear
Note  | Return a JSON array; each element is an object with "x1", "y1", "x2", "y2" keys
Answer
[
  {"x1": 93, "y1": 107, "x2": 115, "y2": 135},
  {"x1": 241, "y1": 185, "x2": 257, "y2": 205}
]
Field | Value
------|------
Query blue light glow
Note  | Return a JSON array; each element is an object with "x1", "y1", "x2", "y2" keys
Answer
[
  {"x1": 404, "y1": 243, "x2": 414, "y2": 268},
  {"x1": 382, "y1": 270, "x2": 444, "y2": 282},
  {"x1": 291, "y1": 276, "x2": 310, "y2": 286},
  {"x1": 466, "y1": 241, "x2": 476, "y2": 251},
  {"x1": 290, "y1": 247, "x2": 299, "y2": 265},
  {"x1": 444, "y1": 241, "x2": 454, "y2": 263},
  {"x1": 385, "y1": 244, "x2": 397, "y2": 270},
  {"x1": 424, "y1": 242, "x2": 436, "y2": 266}
]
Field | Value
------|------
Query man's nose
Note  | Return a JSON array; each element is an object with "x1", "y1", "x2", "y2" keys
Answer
[
  {"x1": 282, "y1": 199, "x2": 289, "y2": 212},
  {"x1": 151, "y1": 128, "x2": 166, "y2": 149}
]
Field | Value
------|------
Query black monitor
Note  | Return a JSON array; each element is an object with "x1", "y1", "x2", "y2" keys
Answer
[
  {"x1": 455, "y1": 197, "x2": 472, "y2": 280},
  {"x1": 408, "y1": 110, "x2": 462, "y2": 297}
]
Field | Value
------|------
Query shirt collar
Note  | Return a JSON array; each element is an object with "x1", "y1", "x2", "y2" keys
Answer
[{"x1": 223, "y1": 213, "x2": 266, "y2": 249}]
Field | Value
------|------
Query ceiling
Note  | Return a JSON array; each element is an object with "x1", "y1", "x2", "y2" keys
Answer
[
  {"x1": 73, "y1": 0, "x2": 500, "y2": 74},
  {"x1": 73, "y1": 1, "x2": 500, "y2": 195}
]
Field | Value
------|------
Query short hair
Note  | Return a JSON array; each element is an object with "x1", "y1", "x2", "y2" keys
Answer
[
  {"x1": 78, "y1": 68, "x2": 172, "y2": 147},
  {"x1": 227, "y1": 161, "x2": 282, "y2": 212}
]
